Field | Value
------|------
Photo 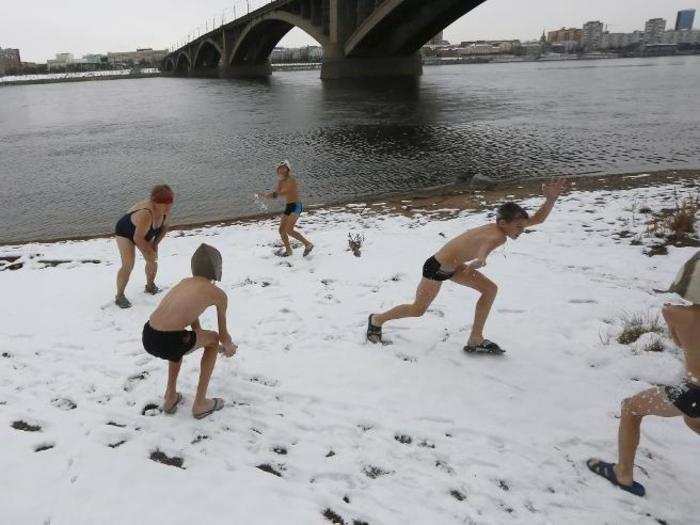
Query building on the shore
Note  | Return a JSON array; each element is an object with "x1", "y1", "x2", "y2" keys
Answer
[
  {"x1": 107, "y1": 48, "x2": 168, "y2": 67},
  {"x1": 660, "y1": 29, "x2": 700, "y2": 45},
  {"x1": 675, "y1": 9, "x2": 696, "y2": 31},
  {"x1": 0, "y1": 47, "x2": 21, "y2": 75},
  {"x1": 457, "y1": 40, "x2": 520, "y2": 55},
  {"x1": 270, "y1": 45, "x2": 323, "y2": 63},
  {"x1": 645, "y1": 18, "x2": 667, "y2": 43},
  {"x1": 429, "y1": 31, "x2": 449, "y2": 46},
  {"x1": 547, "y1": 27, "x2": 582, "y2": 44},
  {"x1": 582, "y1": 21, "x2": 604, "y2": 49}
]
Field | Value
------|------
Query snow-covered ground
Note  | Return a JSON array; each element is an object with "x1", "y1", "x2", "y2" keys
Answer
[
  {"x1": 1, "y1": 181, "x2": 698, "y2": 525},
  {"x1": 0, "y1": 68, "x2": 160, "y2": 84}
]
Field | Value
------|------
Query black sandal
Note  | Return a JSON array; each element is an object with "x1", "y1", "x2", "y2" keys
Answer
[
  {"x1": 366, "y1": 314, "x2": 382, "y2": 344},
  {"x1": 464, "y1": 339, "x2": 505, "y2": 355}
]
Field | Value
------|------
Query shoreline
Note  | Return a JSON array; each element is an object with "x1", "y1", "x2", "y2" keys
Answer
[{"x1": 2, "y1": 168, "x2": 697, "y2": 249}]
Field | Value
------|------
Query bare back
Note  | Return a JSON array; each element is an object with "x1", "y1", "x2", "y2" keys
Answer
[
  {"x1": 435, "y1": 224, "x2": 506, "y2": 269},
  {"x1": 149, "y1": 277, "x2": 222, "y2": 331}
]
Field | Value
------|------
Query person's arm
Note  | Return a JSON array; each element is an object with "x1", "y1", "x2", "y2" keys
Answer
[
  {"x1": 153, "y1": 217, "x2": 169, "y2": 247},
  {"x1": 214, "y1": 288, "x2": 237, "y2": 356},
  {"x1": 190, "y1": 318, "x2": 202, "y2": 331},
  {"x1": 527, "y1": 179, "x2": 569, "y2": 227},
  {"x1": 464, "y1": 238, "x2": 502, "y2": 272},
  {"x1": 132, "y1": 211, "x2": 157, "y2": 259},
  {"x1": 259, "y1": 181, "x2": 286, "y2": 200}
]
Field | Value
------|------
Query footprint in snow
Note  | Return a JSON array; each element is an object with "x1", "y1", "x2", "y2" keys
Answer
[{"x1": 51, "y1": 398, "x2": 77, "y2": 410}]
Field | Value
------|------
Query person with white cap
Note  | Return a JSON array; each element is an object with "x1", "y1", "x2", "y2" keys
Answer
[
  {"x1": 256, "y1": 160, "x2": 314, "y2": 257},
  {"x1": 587, "y1": 251, "x2": 700, "y2": 497},
  {"x1": 142, "y1": 243, "x2": 238, "y2": 419}
]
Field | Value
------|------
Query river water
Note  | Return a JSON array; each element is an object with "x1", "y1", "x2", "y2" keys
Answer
[{"x1": 1, "y1": 55, "x2": 699, "y2": 244}]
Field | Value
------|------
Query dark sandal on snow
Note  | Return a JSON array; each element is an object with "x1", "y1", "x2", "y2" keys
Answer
[
  {"x1": 586, "y1": 459, "x2": 645, "y2": 497},
  {"x1": 366, "y1": 314, "x2": 382, "y2": 344},
  {"x1": 163, "y1": 393, "x2": 183, "y2": 415},
  {"x1": 463, "y1": 339, "x2": 505, "y2": 355},
  {"x1": 193, "y1": 398, "x2": 225, "y2": 420}
]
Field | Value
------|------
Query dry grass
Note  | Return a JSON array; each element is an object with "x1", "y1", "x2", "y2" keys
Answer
[
  {"x1": 647, "y1": 194, "x2": 699, "y2": 241},
  {"x1": 616, "y1": 311, "x2": 664, "y2": 345},
  {"x1": 348, "y1": 233, "x2": 365, "y2": 257},
  {"x1": 642, "y1": 338, "x2": 665, "y2": 353}
]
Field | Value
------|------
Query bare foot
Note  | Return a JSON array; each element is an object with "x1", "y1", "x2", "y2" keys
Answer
[
  {"x1": 163, "y1": 392, "x2": 183, "y2": 414},
  {"x1": 613, "y1": 464, "x2": 634, "y2": 487}
]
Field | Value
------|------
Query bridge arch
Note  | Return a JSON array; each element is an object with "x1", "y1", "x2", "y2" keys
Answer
[
  {"x1": 229, "y1": 11, "x2": 329, "y2": 66},
  {"x1": 162, "y1": 56, "x2": 175, "y2": 72},
  {"x1": 175, "y1": 52, "x2": 191, "y2": 73},
  {"x1": 345, "y1": 0, "x2": 487, "y2": 57},
  {"x1": 193, "y1": 39, "x2": 223, "y2": 72}
]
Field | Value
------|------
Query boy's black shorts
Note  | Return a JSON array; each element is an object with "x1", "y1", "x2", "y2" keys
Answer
[
  {"x1": 142, "y1": 322, "x2": 197, "y2": 362},
  {"x1": 665, "y1": 382, "x2": 700, "y2": 418},
  {"x1": 422, "y1": 256, "x2": 456, "y2": 282}
]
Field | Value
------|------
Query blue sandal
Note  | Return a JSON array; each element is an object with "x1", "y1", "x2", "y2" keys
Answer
[{"x1": 587, "y1": 459, "x2": 645, "y2": 497}]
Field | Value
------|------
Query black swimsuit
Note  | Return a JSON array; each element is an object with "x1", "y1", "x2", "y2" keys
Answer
[
  {"x1": 665, "y1": 382, "x2": 700, "y2": 418},
  {"x1": 142, "y1": 322, "x2": 197, "y2": 363},
  {"x1": 115, "y1": 209, "x2": 165, "y2": 243},
  {"x1": 422, "y1": 256, "x2": 456, "y2": 282}
]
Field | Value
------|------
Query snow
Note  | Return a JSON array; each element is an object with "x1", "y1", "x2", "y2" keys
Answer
[
  {"x1": 1, "y1": 181, "x2": 698, "y2": 525},
  {"x1": 0, "y1": 69, "x2": 160, "y2": 84}
]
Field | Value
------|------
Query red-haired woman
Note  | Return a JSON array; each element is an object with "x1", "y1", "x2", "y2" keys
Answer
[{"x1": 114, "y1": 185, "x2": 174, "y2": 308}]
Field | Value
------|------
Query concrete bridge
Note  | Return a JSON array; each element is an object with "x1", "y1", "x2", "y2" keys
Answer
[{"x1": 162, "y1": 0, "x2": 487, "y2": 80}]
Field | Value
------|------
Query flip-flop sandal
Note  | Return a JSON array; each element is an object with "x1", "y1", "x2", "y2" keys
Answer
[
  {"x1": 274, "y1": 249, "x2": 291, "y2": 258},
  {"x1": 366, "y1": 314, "x2": 382, "y2": 344},
  {"x1": 586, "y1": 459, "x2": 645, "y2": 497},
  {"x1": 303, "y1": 245, "x2": 314, "y2": 257},
  {"x1": 193, "y1": 398, "x2": 225, "y2": 420},
  {"x1": 115, "y1": 295, "x2": 132, "y2": 309},
  {"x1": 464, "y1": 339, "x2": 505, "y2": 355},
  {"x1": 163, "y1": 393, "x2": 183, "y2": 415},
  {"x1": 144, "y1": 283, "x2": 161, "y2": 295}
]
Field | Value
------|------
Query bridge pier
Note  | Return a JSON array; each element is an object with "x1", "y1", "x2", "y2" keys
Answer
[
  {"x1": 221, "y1": 61, "x2": 272, "y2": 78},
  {"x1": 320, "y1": 53, "x2": 423, "y2": 80}
]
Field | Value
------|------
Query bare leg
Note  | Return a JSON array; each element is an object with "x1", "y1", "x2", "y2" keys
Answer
[
  {"x1": 614, "y1": 387, "x2": 682, "y2": 485},
  {"x1": 190, "y1": 329, "x2": 222, "y2": 415},
  {"x1": 278, "y1": 215, "x2": 293, "y2": 255},
  {"x1": 450, "y1": 268, "x2": 498, "y2": 346},
  {"x1": 286, "y1": 214, "x2": 312, "y2": 248},
  {"x1": 115, "y1": 237, "x2": 135, "y2": 298},
  {"x1": 142, "y1": 245, "x2": 158, "y2": 289},
  {"x1": 372, "y1": 278, "x2": 442, "y2": 327},
  {"x1": 164, "y1": 359, "x2": 182, "y2": 409}
]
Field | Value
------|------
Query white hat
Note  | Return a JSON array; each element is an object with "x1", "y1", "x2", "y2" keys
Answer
[{"x1": 277, "y1": 159, "x2": 292, "y2": 171}]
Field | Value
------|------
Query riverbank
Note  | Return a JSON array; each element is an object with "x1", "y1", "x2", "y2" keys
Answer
[
  {"x1": 0, "y1": 69, "x2": 161, "y2": 87},
  {"x1": 1, "y1": 177, "x2": 698, "y2": 524},
  {"x1": 4, "y1": 168, "x2": 696, "y2": 248}
]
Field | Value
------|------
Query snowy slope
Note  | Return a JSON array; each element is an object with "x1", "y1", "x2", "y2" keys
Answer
[{"x1": 1, "y1": 181, "x2": 698, "y2": 525}]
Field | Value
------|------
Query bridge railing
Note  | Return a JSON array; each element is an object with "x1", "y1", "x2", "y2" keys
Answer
[{"x1": 168, "y1": 0, "x2": 280, "y2": 53}]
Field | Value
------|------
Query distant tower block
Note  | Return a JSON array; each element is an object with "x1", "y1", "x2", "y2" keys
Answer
[{"x1": 429, "y1": 31, "x2": 444, "y2": 45}]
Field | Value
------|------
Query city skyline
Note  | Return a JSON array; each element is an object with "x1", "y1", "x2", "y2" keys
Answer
[{"x1": 2, "y1": 0, "x2": 699, "y2": 63}]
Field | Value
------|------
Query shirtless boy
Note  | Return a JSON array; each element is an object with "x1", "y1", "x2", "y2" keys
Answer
[
  {"x1": 257, "y1": 160, "x2": 314, "y2": 257},
  {"x1": 142, "y1": 243, "x2": 238, "y2": 419},
  {"x1": 367, "y1": 179, "x2": 569, "y2": 353},
  {"x1": 587, "y1": 259, "x2": 700, "y2": 497}
]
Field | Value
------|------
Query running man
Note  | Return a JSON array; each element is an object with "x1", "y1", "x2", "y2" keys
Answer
[
  {"x1": 256, "y1": 160, "x2": 314, "y2": 257},
  {"x1": 367, "y1": 179, "x2": 569, "y2": 353},
  {"x1": 587, "y1": 255, "x2": 700, "y2": 497},
  {"x1": 114, "y1": 184, "x2": 174, "y2": 308},
  {"x1": 142, "y1": 243, "x2": 238, "y2": 420}
]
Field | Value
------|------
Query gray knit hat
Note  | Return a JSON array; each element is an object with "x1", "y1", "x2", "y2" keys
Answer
[{"x1": 191, "y1": 243, "x2": 222, "y2": 281}]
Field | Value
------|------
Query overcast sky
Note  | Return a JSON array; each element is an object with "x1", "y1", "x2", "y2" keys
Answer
[{"x1": 2, "y1": 0, "x2": 699, "y2": 63}]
